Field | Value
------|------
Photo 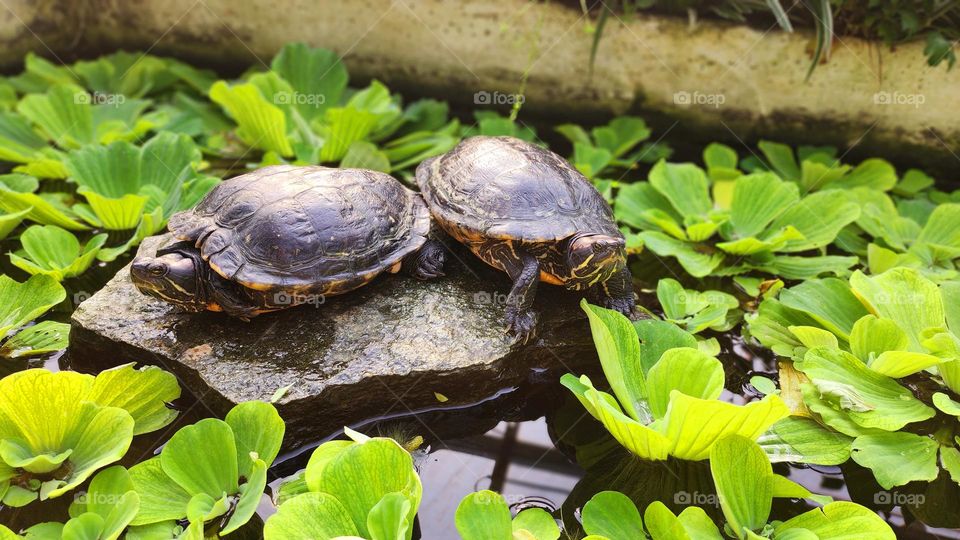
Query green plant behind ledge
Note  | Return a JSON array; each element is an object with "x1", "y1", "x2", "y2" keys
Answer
[{"x1": 585, "y1": 1, "x2": 958, "y2": 77}]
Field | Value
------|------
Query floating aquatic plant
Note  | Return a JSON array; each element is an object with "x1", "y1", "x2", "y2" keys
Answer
[
  {"x1": 9, "y1": 466, "x2": 141, "y2": 540},
  {"x1": 577, "y1": 435, "x2": 894, "y2": 540},
  {"x1": 0, "y1": 274, "x2": 68, "y2": 359},
  {"x1": 747, "y1": 267, "x2": 960, "y2": 489},
  {"x1": 8, "y1": 224, "x2": 107, "y2": 281},
  {"x1": 264, "y1": 429, "x2": 422, "y2": 540},
  {"x1": 615, "y1": 161, "x2": 861, "y2": 279},
  {"x1": 17, "y1": 83, "x2": 160, "y2": 150},
  {"x1": 652, "y1": 278, "x2": 740, "y2": 334},
  {"x1": 209, "y1": 42, "x2": 460, "y2": 172},
  {"x1": 561, "y1": 300, "x2": 789, "y2": 462},
  {"x1": 128, "y1": 400, "x2": 284, "y2": 537},
  {"x1": 0, "y1": 365, "x2": 180, "y2": 507},
  {"x1": 555, "y1": 116, "x2": 670, "y2": 181},
  {"x1": 456, "y1": 490, "x2": 560, "y2": 540}
]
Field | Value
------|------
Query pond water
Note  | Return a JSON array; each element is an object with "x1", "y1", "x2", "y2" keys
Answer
[{"x1": 3, "y1": 323, "x2": 959, "y2": 538}]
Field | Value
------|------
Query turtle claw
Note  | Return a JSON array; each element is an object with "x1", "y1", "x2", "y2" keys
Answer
[
  {"x1": 407, "y1": 240, "x2": 446, "y2": 280},
  {"x1": 505, "y1": 308, "x2": 539, "y2": 344}
]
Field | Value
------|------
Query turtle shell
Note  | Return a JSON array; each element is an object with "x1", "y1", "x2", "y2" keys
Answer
[
  {"x1": 416, "y1": 136, "x2": 620, "y2": 242},
  {"x1": 167, "y1": 165, "x2": 430, "y2": 290}
]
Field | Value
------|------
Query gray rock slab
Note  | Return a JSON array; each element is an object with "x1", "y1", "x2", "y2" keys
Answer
[{"x1": 69, "y1": 235, "x2": 601, "y2": 448}]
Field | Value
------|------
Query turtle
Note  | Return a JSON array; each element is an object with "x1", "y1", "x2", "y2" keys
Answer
[
  {"x1": 416, "y1": 136, "x2": 635, "y2": 341},
  {"x1": 131, "y1": 165, "x2": 445, "y2": 318}
]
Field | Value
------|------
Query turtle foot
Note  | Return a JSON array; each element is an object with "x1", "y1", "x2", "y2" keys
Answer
[
  {"x1": 407, "y1": 240, "x2": 446, "y2": 280},
  {"x1": 601, "y1": 294, "x2": 636, "y2": 317},
  {"x1": 505, "y1": 308, "x2": 539, "y2": 344}
]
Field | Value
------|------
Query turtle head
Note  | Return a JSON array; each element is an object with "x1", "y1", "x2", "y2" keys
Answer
[
  {"x1": 565, "y1": 233, "x2": 626, "y2": 289},
  {"x1": 131, "y1": 242, "x2": 207, "y2": 311}
]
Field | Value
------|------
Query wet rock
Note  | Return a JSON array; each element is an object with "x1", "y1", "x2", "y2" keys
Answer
[{"x1": 69, "y1": 235, "x2": 600, "y2": 448}]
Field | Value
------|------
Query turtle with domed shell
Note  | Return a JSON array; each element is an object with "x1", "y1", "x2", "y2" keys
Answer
[
  {"x1": 416, "y1": 136, "x2": 635, "y2": 342},
  {"x1": 131, "y1": 165, "x2": 445, "y2": 318}
]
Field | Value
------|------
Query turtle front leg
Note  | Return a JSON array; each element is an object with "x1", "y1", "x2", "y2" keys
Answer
[
  {"x1": 402, "y1": 239, "x2": 446, "y2": 280},
  {"x1": 206, "y1": 277, "x2": 264, "y2": 320},
  {"x1": 503, "y1": 252, "x2": 540, "y2": 343},
  {"x1": 587, "y1": 266, "x2": 636, "y2": 316}
]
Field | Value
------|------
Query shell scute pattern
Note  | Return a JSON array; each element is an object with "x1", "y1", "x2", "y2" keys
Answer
[
  {"x1": 420, "y1": 136, "x2": 619, "y2": 242},
  {"x1": 169, "y1": 165, "x2": 429, "y2": 291}
]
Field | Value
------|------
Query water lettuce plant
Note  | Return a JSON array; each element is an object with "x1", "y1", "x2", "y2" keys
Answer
[
  {"x1": 0, "y1": 274, "x2": 67, "y2": 359},
  {"x1": 846, "y1": 188, "x2": 960, "y2": 279},
  {"x1": 0, "y1": 365, "x2": 180, "y2": 507},
  {"x1": 127, "y1": 400, "x2": 284, "y2": 538},
  {"x1": 747, "y1": 267, "x2": 960, "y2": 489},
  {"x1": 17, "y1": 83, "x2": 161, "y2": 152},
  {"x1": 209, "y1": 42, "x2": 460, "y2": 173},
  {"x1": 615, "y1": 161, "x2": 860, "y2": 279},
  {"x1": 576, "y1": 435, "x2": 893, "y2": 540},
  {"x1": 555, "y1": 116, "x2": 670, "y2": 181},
  {"x1": 10, "y1": 466, "x2": 140, "y2": 540},
  {"x1": 561, "y1": 300, "x2": 789, "y2": 461},
  {"x1": 651, "y1": 278, "x2": 740, "y2": 334},
  {"x1": 264, "y1": 429, "x2": 422, "y2": 540},
  {"x1": 9, "y1": 225, "x2": 107, "y2": 281},
  {"x1": 456, "y1": 490, "x2": 559, "y2": 540},
  {"x1": 0, "y1": 174, "x2": 88, "y2": 231}
]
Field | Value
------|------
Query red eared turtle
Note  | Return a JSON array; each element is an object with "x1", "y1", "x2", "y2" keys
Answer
[
  {"x1": 416, "y1": 136, "x2": 634, "y2": 341},
  {"x1": 131, "y1": 165, "x2": 445, "y2": 318}
]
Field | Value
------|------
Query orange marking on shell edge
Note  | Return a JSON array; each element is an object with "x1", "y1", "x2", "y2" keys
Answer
[
  {"x1": 206, "y1": 303, "x2": 223, "y2": 312},
  {"x1": 388, "y1": 261, "x2": 403, "y2": 274}
]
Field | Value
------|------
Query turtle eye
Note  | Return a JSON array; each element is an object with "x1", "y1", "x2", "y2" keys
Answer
[
  {"x1": 592, "y1": 243, "x2": 606, "y2": 253},
  {"x1": 148, "y1": 263, "x2": 167, "y2": 277}
]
